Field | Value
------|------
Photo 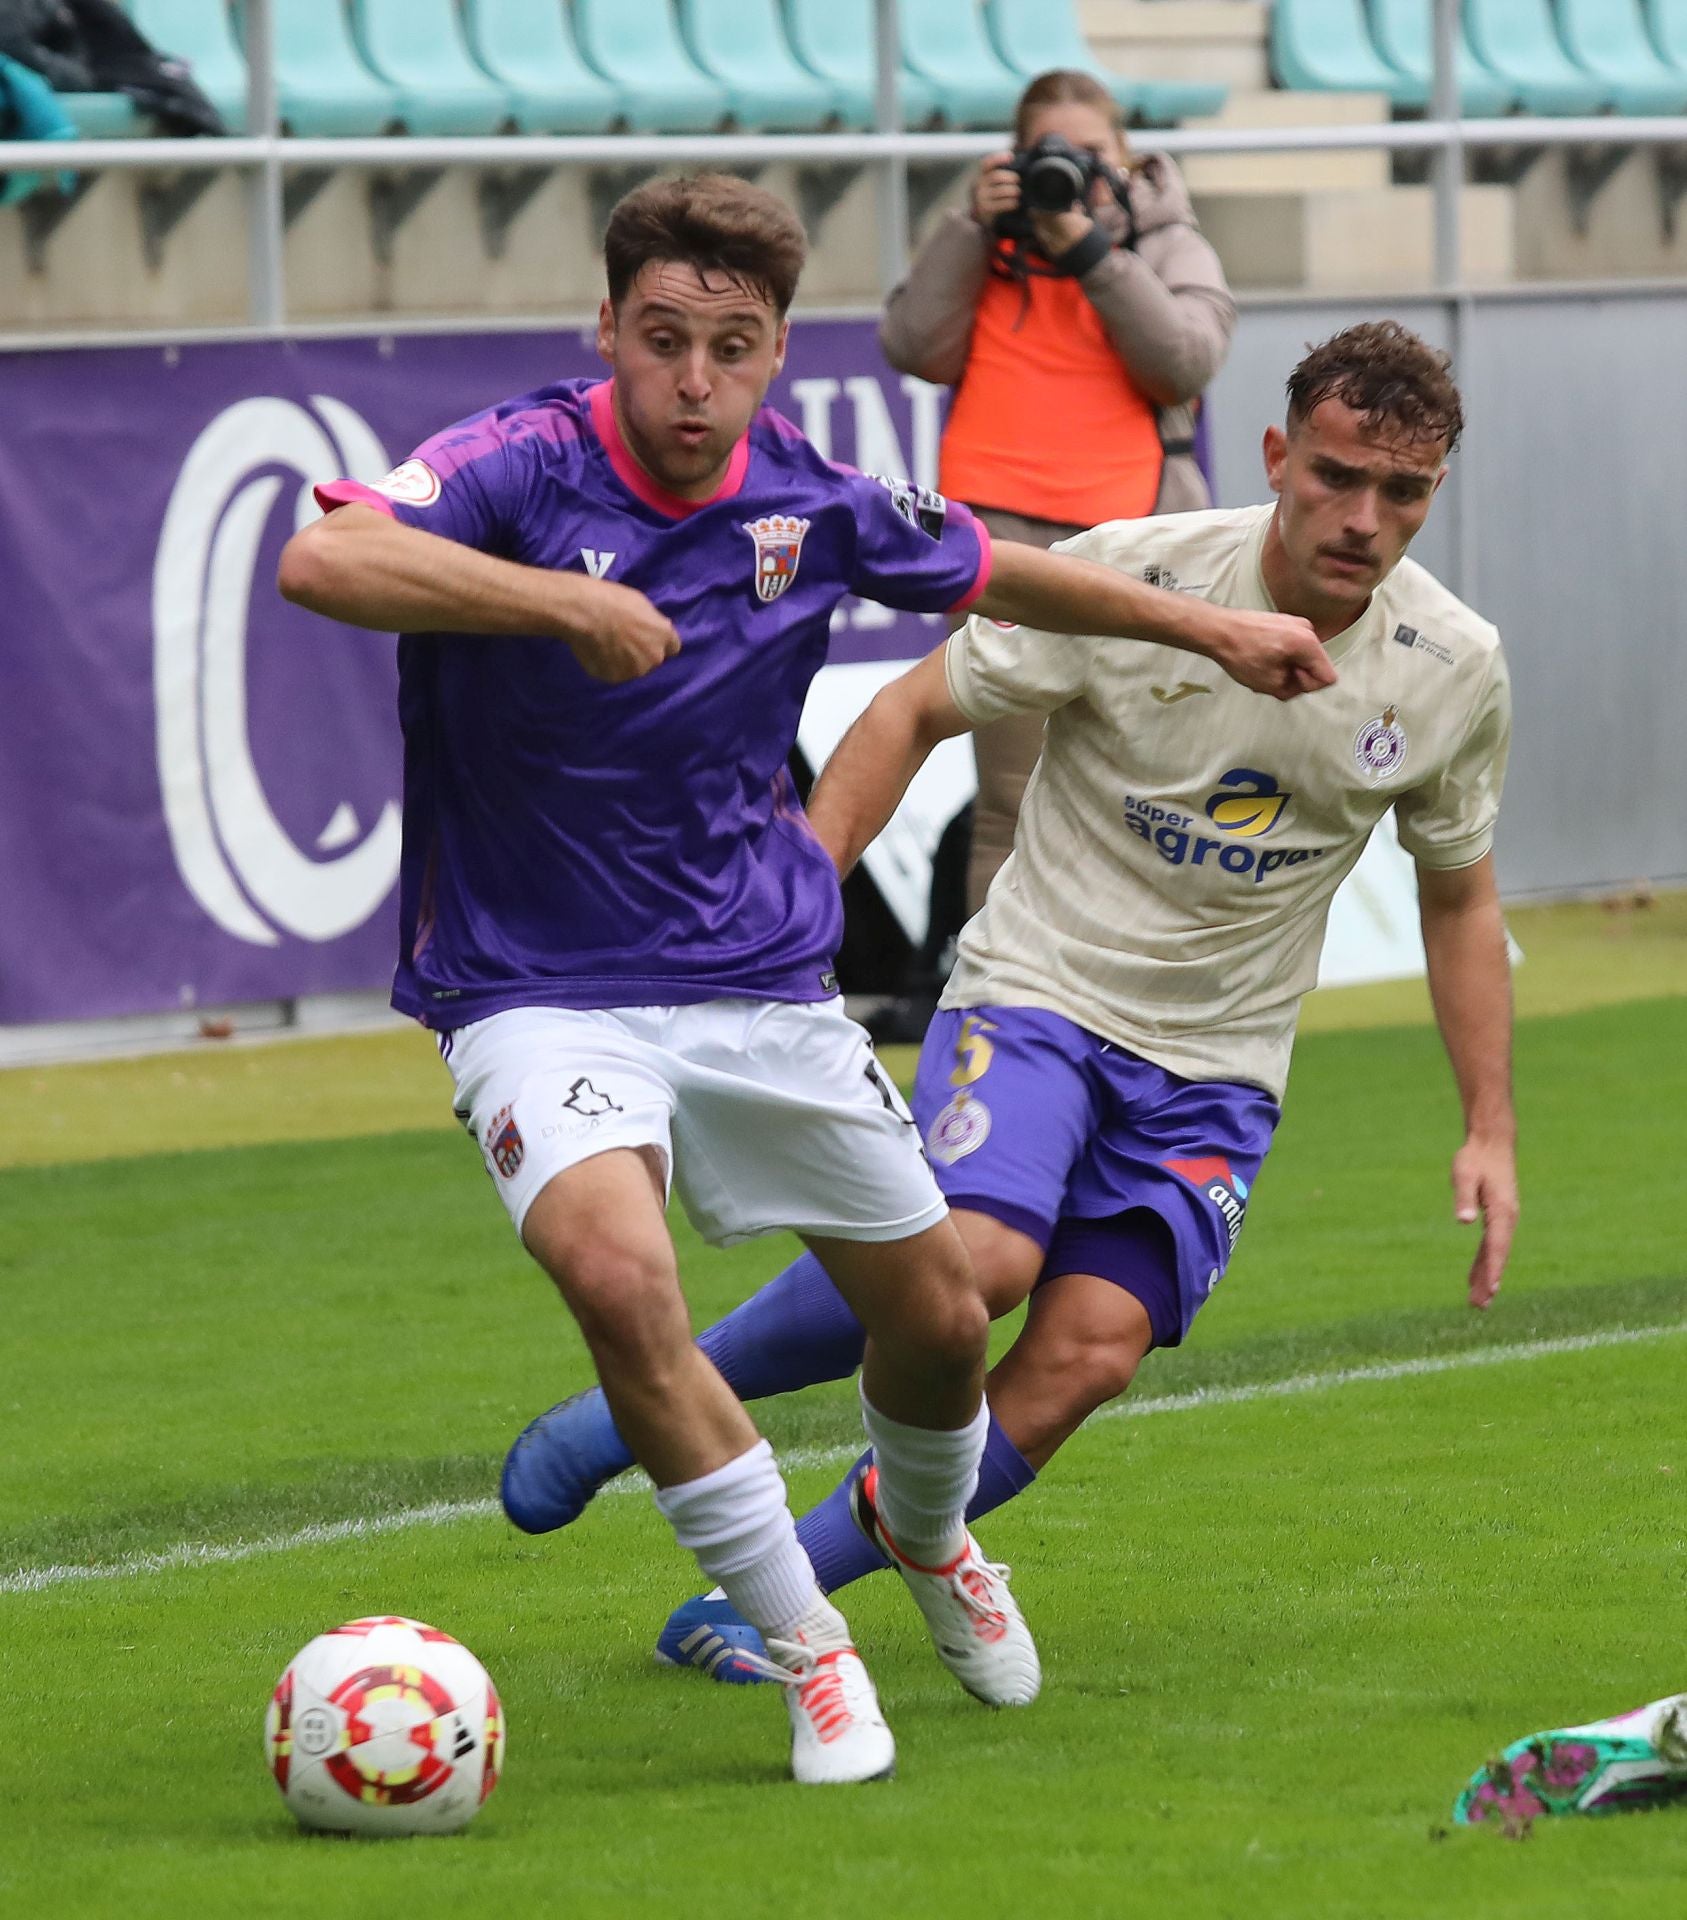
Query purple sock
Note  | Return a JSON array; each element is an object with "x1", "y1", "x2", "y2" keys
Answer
[
  {"x1": 796, "y1": 1412, "x2": 1038, "y2": 1595},
  {"x1": 697, "y1": 1250, "x2": 867, "y2": 1400}
]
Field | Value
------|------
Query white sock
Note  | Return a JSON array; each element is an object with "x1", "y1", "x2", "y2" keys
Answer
[
  {"x1": 858, "y1": 1383, "x2": 988, "y2": 1563},
  {"x1": 652, "y1": 1438, "x2": 824, "y2": 1640}
]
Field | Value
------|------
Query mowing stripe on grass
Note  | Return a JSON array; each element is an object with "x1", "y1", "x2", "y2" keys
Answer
[{"x1": 6, "y1": 1319, "x2": 1684, "y2": 1598}]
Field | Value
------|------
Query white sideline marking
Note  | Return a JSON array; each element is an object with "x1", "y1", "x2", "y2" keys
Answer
[{"x1": 6, "y1": 1320, "x2": 1684, "y2": 1599}]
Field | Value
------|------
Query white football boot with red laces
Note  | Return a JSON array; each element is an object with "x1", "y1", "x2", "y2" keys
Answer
[
  {"x1": 850, "y1": 1462, "x2": 1040, "y2": 1709},
  {"x1": 749, "y1": 1634, "x2": 896, "y2": 1785}
]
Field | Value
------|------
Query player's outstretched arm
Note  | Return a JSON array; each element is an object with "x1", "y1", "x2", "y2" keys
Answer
[
  {"x1": 1418, "y1": 854, "x2": 1519, "y2": 1309},
  {"x1": 278, "y1": 503, "x2": 680, "y2": 684},
  {"x1": 807, "y1": 648, "x2": 968, "y2": 879},
  {"x1": 971, "y1": 541, "x2": 1336, "y2": 701}
]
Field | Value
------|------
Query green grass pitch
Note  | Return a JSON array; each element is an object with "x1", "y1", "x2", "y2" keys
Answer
[{"x1": 2, "y1": 988, "x2": 1684, "y2": 1917}]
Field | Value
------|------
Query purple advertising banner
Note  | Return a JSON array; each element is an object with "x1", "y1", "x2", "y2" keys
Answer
[{"x1": 0, "y1": 323, "x2": 953, "y2": 1026}]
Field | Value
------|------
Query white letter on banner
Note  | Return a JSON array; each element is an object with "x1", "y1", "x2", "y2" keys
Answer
[
  {"x1": 788, "y1": 377, "x2": 840, "y2": 459},
  {"x1": 153, "y1": 395, "x2": 401, "y2": 948},
  {"x1": 899, "y1": 376, "x2": 943, "y2": 490},
  {"x1": 842, "y1": 376, "x2": 910, "y2": 483}
]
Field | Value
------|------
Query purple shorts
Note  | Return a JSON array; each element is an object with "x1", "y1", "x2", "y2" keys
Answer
[{"x1": 912, "y1": 1005, "x2": 1279, "y2": 1348}]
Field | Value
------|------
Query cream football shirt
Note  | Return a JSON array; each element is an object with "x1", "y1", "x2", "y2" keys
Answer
[{"x1": 942, "y1": 503, "x2": 1511, "y2": 1099}]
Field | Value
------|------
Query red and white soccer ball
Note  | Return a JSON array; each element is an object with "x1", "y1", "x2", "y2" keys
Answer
[{"x1": 265, "y1": 1616, "x2": 505, "y2": 1836}]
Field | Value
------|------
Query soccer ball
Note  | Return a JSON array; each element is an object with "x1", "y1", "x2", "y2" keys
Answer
[{"x1": 264, "y1": 1615, "x2": 505, "y2": 1836}]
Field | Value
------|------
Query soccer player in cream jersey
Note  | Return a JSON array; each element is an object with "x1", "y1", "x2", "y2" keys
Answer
[
  {"x1": 278, "y1": 172, "x2": 1332, "y2": 1784},
  {"x1": 501, "y1": 322, "x2": 1522, "y2": 1682}
]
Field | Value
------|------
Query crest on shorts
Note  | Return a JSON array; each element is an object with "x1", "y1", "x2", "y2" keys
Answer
[
  {"x1": 744, "y1": 514, "x2": 811, "y2": 604},
  {"x1": 926, "y1": 1091, "x2": 991, "y2": 1165},
  {"x1": 487, "y1": 1104, "x2": 524, "y2": 1180},
  {"x1": 1354, "y1": 705, "x2": 1409, "y2": 781}
]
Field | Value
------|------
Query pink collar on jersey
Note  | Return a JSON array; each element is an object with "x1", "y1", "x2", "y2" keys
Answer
[{"x1": 587, "y1": 379, "x2": 752, "y2": 519}]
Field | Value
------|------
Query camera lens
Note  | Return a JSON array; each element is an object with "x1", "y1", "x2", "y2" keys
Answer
[{"x1": 1023, "y1": 151, "x2": 1088, "y2": 213}]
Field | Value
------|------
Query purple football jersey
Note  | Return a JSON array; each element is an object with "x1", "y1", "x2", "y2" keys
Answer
[{"x1": 317, "y1": 377, "x2": 990, "y2": 1026}]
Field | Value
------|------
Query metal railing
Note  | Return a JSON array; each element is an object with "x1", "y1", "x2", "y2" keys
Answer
[{"x1": 0, "y1": 0, "x2": 1682, "y2": 333}]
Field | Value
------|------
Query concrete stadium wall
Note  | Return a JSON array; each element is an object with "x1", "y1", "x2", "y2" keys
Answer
[{"x1": 1207, "y1": 288, "x2": 1687, "y2": 899}]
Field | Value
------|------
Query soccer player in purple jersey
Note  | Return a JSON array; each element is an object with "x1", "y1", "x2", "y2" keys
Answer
[{"x1": 279, "y1": 174, "x2": 1332, "y2": 1785}]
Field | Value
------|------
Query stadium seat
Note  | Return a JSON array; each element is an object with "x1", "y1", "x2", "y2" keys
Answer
[
  {"x1": 573, "y1": 0, "x2": 730, "y2": 133},
  {"x1": 0, "y1": 51, "x2": 77, "y2": 205},
  {"x1": 1271, "y1": 0, "x2": 1426, "y2": 108},
  {"x1": 244, "y1": 0, "x2": 403, "y2": 136},
  {"x1": 900, "y1": 0, "x2": 1022, "y2": 128},
  {"x1": 679, "y1": 0, "x2": 839, "y2": 131},
  {"x1": 1554, "y1": 0, "x2": 1687, "y2": 113},
  {"x1": 461, "y1": 0, "x2": 626, "y2": 132},
  {"x1": 985, "y1": 0, "x2": 1226, "y2": 126},
  {"x1": 1646, "y1": 0, "x2": 1687, "y2": 75},
  {"x1": 1367, "y1": 0, "x2": 1515, "y2": 115},
  {"x1": 353, "y1": 0, "x2": 515, "y2": 135},
  {"x1": 781, "y1": 0, "x2": 937, "y2": 128},
  {"x1": 1463, "y1": 0, "x2": 1608, "y2": 114},
  {"x1": 57, "y1": 92, "x2": 148, "y2": 137},
  {"x1": 131, "y1": 0, "x2": 248, "y2": 130}
]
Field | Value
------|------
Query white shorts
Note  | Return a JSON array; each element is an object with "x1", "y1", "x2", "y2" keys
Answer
[{"x1": 441, "y1": 998, "x2": 948, "y2": 1248}]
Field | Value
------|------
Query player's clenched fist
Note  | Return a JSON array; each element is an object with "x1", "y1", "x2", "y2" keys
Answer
[
  {"x1": 1208, "y1": 610, "x2": 1336, "y2": 701},
  {"x1": 559, "y1": 580, "x2": 682, "y2": 683}
]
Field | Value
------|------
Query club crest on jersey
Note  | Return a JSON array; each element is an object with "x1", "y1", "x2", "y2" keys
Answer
[
  {"x1": 1354, "y1": 706, "x2": 1409, "y2": 781},
  {"x1": 374, "y1": 459, "x2": 441, "y2": 506},
  {"x1": 487, "y1": 1105, "x2": 524, "y2": 1180},
  {"x1": 744, "y1": 514, "x2": 811, "y2": 604},
  {"x1": 926, "y1": 1091, "x2": 991, "y2": 1165}
]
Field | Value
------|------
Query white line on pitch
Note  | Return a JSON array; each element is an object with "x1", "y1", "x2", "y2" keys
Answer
[{"x1": 5, "y1": 1319, "x2": 1684, "y2": 1598}]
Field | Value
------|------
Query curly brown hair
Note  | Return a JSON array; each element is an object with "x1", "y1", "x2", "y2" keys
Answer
[
  {"x1": 604, "y1": 173, "x2": 808, "y2": 314},
  {"x1": 1286, "y1": 322, "x2": 1464, "y2": 455}
]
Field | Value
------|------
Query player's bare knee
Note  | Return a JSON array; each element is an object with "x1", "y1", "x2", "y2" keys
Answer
[
  {"x1": 550, "y1": 1239, "x2": 682, "y2": 1355},
  {"x1": 956, "y1": 1213, "x2": 1044, "y2": 1320},
  {"x1": 1060, "y1": 1334, "x2": 1144, "y2": 1417}
]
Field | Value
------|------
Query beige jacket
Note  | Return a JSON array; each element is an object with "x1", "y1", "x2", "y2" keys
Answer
[{"x1": 878, "y1": 154, "x2": 1235, "y2": 516}]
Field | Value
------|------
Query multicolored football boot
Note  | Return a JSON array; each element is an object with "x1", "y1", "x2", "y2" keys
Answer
[{"x1": 1455, "y1": 1692, "x2": 1687, "y2": 1829}]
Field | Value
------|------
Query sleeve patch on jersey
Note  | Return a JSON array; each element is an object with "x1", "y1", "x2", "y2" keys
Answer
[
  {"x1": 871, "y1": 474, "x2": 948, "y2": 540},
  {"x1": 374, "y1": 459, "x2": 443, "y2": 507}
]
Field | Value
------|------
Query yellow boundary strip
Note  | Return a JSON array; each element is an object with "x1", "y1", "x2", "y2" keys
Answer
[{"x1": 2, "y1": 894, "x2": 1681, "y2": 1172}]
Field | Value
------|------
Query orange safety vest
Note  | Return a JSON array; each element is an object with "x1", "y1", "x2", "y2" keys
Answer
[{"x1": 938, "y1": 249, "x2": 1164, "y2": 528}]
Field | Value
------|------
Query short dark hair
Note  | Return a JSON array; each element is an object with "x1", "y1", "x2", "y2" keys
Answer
[
  {"x1": 1286, "y1": 322, "x2": 1464, "y2": 456},
  {"x1": 1013, "y1": 69, "x2": 1123, "y2": 148},
  {"x1": 604, "y1": 173, "x2": 808, "y2": 314}
]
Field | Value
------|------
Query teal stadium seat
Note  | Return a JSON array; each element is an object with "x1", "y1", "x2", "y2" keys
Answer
[
  {"x1": 462, "y1": 0, "x2": 625, "y2": 132},
  {"x1": 0, "y1": 52, "x2": 77, "y2": 205},
  {"x1": 1463, "y1": 0, "x2": 1608, "y2": 114},
  {"x1": 1555, "y1": 0, "x2": 1687, "y2": 113},
  {"x1": 57, "y1": 92, "x2": 147, "y2": 135},
  {"x1": 353, "y1": 0, "x2": 515, "y2": 135},
  {"x1": 573, "y1": 0, "x2": 730, "y2": 133},
  {"x1": 679, "y1": 0, "x2": 839, "y2": 131},
  {"x1": 1646, "y1": 0, "x2": 1687, "y2": 76},
  {"x1": 986, "y1": 0, "x2": 1226, "y2": 126},
  {"x1": 130, "y1": 0, "x2": 248, "y2": 130},
  {"x1": 780, "y1": 0, "x2": 936, "y2": 128},
  {"x1": 1271, "y1": 0, "x2": 1427, "y2": 109},
  {"x1": 900, "y1": 0, "x2": 1021, "y2": 128},
  {"x1": 245, "y1": 0, "x2": 402, "y2": 135},
  {"x1": 1367, "y1": 0, "x2": 1514, "y2": 115}
]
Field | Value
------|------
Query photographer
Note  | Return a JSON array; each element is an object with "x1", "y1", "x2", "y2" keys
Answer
[{"x1": 880, "y1": 68, "x2": 1236, "y2": 916}]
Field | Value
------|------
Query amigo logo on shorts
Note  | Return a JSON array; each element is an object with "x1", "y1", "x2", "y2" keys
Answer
[
  {"x1": 1122, "y1": 768, "x2": 1325, "y2": 884},
  {"x1": 1163, "y1": 1155, "x2": 1249, "y2": 1254}
]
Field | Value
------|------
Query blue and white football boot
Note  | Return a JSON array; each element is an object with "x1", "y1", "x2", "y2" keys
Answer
[{"x1": 653, "y1": 1591, "x2": 772, "y2": 1685}]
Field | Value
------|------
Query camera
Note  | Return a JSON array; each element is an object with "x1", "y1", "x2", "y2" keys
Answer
[{"x1": 993, "y1": 133, "x2": 1109, "y2": 245}]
